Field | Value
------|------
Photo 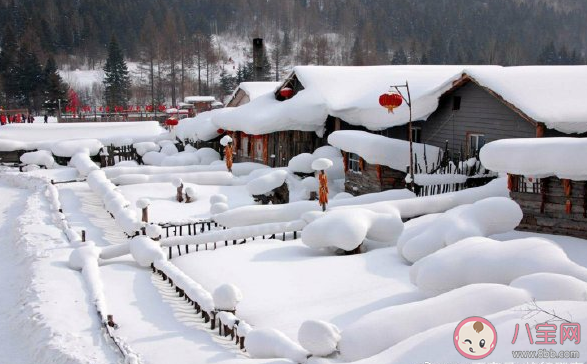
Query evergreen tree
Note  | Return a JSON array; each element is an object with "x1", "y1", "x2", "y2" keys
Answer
[
  {"x1": 103, "y1": 35, "x2": 131, "y2": 109},
  {"x1": 16, "y1": 48, "x2": 43, "y2": 110},
  {"x1": 42, "y1": 57, "x2": 68, "y2": 114},
  {"x1": 0, "y1": 25, "x2": 18, "y2": 107},
  {"x1": 219, "y1": 68, "x2": 235, "y2": 98},
  {"x1": 537, "y1": 41, "x2": 558, "y2": 65},
  {"x1": 391, "y1": 47, "x2": 408, "y2": 65}
]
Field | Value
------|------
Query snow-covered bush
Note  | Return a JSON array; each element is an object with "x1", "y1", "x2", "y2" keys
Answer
[
  {"x1": 302, "y1": 208, "x2": 404, "y2": 252},
  {"x1": 212, "y1": 284, "x2": 243, "y2": 311},
  {"x1": 133, "y1": 142, "x2": 160, "y2": 156},
  {"x1": 288, "y1": 153, "x2": 315, "y2": 174},
  {"x1": 410, "y1": 237, "x2": 587, "y2": 294},
  {"x1": 195, "y1": 148, "x2": 221, "y2": 165},
  {"x1": 129, "y1": 236, "x2": 166, "y2": 267},
  {"x1": 210, "y1": 202, "x2": 229, "y2": 215},
  {"x1": 298, "y1": 320, "x2": 341, "y2": 357},
  {"x1": 20, "y1": 150, "x2": 55, "y2": 168},
  {"x1": 339, "y1": 283, "x2": 531, "y2": 361},
  {"x1": 246, "y1": 328, "x2": 309, "y2": 362},
  {"x1": 68, "y1": 242, "x2": 101, "y2": 270},
  {"x1": 210, "y1": 194, "x2": 228, "y2": 205},
  {"x1": 510, "y1": 273, "x2": 587, "y2": 301},
  {"x1": 397, "y1": 197, "x2": 523, "y2": 263},
  {"x1": 246, "y1": 170, "x2": 289, "y2": 196}
]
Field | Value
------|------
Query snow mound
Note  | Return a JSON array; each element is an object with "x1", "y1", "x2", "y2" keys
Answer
[
  {"x1": 246, "y1": 170, "x2": 288, "y2": 195},
  {"x1": 185, "y1": 186, "x2": 197, "y2": 200},
  {"x1": 68, "y1": 242, "x2": 101, "y2": 270},
  {"x1": 160, "y1": 152, "x2": 200, "y2": 166},
  {"x1": 210, "y1": 202, "x2": 229, "y2": 215},
  {"x1": 288, "y1": 153, "x2": 316, "y2": 174},
  {"x1": 195, "y1": 148, "x2": 220, "y2": 165},
  {"x1": 510, "y1": 273, "x2": 587, "y2": 301},
  {"x1": 301, "y1": 177, "x2": 319, "y2": 193},
  {"x1": 160, "y1": 143, "x2": 179, "y2": 156},
  {"x1": 311, "y1": 158, "x2": 333, "y2": 171},
  {"x1": 52, "y1": 139, "x2": 103, "y2": 157},
  {"x1": 410, "y1": 237, "x2": 587, "y2": 294},
  {"x1": 298, "y1": 320, "x2": 341, "y2": 357},
  {"x1": 220, "y1": 135, "x2": 233, "y2": 146},
  {"x1": 70, "y1": 152, "x2": 99, "y2": 177},
  {"x1": 212, "y1": 284, "x2": 243, "y2": 311},
  {"x1": 397, "y1": 197, "x2": 523, "y2": 263},
  {"x1": 20, "y1": 150, "x2": 55, "y2": 168},
  {"x1": 129, "y1": 236, "x2": 166, "y2": 267},
  {"x1": 333, "y1": 192, "x2": 353, "y2": 200},
  {"x1": 339, "y1": 283, "x2": 531, "y2": 361},
  {"x1": 210, "y1": 194, "x2": 228, "y2": 205},
  {"x1": 302, "y1": 208, "x2": 404, "y2": 251},
  {"x1": 133, "y1": 141, "x2": 160, "y2": 156},
  {"x1": 136, "y1": 198, "x2": 151, "y2": 209},
  {"x1": 246, "y1": 328, "x2": 309, "y2": 362},
  {"x1": 145, "y1": 224, "x2": 163, "y2": 239}
]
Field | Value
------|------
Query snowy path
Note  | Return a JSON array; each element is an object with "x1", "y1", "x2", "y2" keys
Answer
[
  {"x1": 59, "y1": 181, "x2": 287, "y2": 363},
  {"x1": 0, "y1": 184, "x2": 29, "y2": 363}
]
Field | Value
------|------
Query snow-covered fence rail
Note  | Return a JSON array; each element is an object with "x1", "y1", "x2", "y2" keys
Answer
[
  {"x1": 160, "y1": 220, "x2": 307, "y2": 259},
  {"x1": 151, "y1": 260, "x2": 253, "y2": 350},
  {"x1": 158, "y1": 220, "x2": 217, "y2": 238}
]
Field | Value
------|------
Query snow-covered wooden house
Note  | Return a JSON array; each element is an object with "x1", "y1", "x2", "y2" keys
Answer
[{"x1": 481, "y1": 138, "x2": 587, "y2": 239}]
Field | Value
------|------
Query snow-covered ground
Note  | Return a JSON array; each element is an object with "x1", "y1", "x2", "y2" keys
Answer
[{"x1": 2, "y1": 145, "x2": 587, "y2": 364}]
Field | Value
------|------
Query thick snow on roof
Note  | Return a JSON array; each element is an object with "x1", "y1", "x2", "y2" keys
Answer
[
  {"x1": 175, "y1": 109, "x2": 229, "y2": 142},
  {"x1": 294, "y1": 65, "x2": 486, "y2": 130},
  {"x1": 480, "y1": 137, "x2": 587, "y2": 180},
  {"x1": 328, "y1": 130, "x2": 442, "y2": 172},
  {"x1": 213, "y1": 89, "x2": 329, "y2": 135},
  {"x1": 239, "y1": 82, "x2": 281, "y2": 100},
  {"x1": 184, "y1": 96, "x2": 216, "y2": 103},
  {"x1": 465, "y1": 66, "x2": 587, "y2": 134}
]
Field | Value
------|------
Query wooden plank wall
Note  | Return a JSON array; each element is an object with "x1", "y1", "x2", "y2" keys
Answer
[
  {"x1": 345, "y1": 163, "x2": 406, "y2": 195},
  {"x1": 513, "y1": 176, "x2": 587, "y2": 239}
]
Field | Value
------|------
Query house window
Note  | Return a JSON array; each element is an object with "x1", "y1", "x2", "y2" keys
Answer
[
  {"x1": 452, "y1": 96, "x2": 461, "y2": 111},
  {"x1": 348, "y1": 153, "x2": 361, "y2": 173},
  {"x1": 411, "y1": 127, "x2": 422, "y2": 143},
  {"x1": 468, "y1": 133, "x2": 486, "y2": 157}
]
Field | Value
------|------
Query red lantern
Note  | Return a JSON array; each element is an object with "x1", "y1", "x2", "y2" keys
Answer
[
  {"x1": 165, "y1": 118, "x2": 178, "y2": 126},
  {"x1": 217, "y1": 128, "x2": 225, "y2": 134},
  {"x1": 279, "y1": 87, "x2": 294, "y2": 99},
  {"x1": 379, "y1": 92, "x2": 403, "y2": 113},
  {"x1": 158, "y1": 104, "x2": 166, "y2": 112}
]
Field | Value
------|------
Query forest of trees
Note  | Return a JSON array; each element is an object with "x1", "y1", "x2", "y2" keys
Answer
[{"x1": 1, "y1": 0, "x2": 587, "y2": 110}]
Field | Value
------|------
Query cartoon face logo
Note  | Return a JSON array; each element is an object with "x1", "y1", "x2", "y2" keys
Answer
[{"x1": 454, "y1": 317, "x2": 497, "y2": 360}]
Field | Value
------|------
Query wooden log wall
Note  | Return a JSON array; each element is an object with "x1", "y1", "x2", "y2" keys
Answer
[
  {"x1": 345, "y1": 162, "x2": 406, "y2": 196},
  {"x1": 512, "y1": 176, "x2": 587, "y2": 239}
]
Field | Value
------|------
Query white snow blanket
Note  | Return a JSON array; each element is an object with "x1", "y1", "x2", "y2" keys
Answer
[
  {"x1": 328, "y1": 130, "x2": 442, "y2": 172},
  {"x1": 509, "y1": 272, "x2": 587, "y2": 301},
  {"x1": 20, "y1": 150, "x2": 55, "y2": 168},
  {"x1": 338, "y1": 283, "x2": 531, "y2": 361},
  {"x1": 298, "y1": 320, "x2": 341, "y2": 357},
  {"x1": 175, "y1": 108, "x2": 229, "y2": 142},
  {"x1": 288, "y1": 146, "x2": 344, "y2": 180},
  {"x1": 245, "y1": 328, "x2": 309, "y2": 362},
  {"x1": 467, "y1": 66, "x2": 587, "y2": 134},
  {"x1": 302, "y1": 208, "x2": 404, "y2": 251},
  {"x1": 103, "y1": 162, "x2": 266, "y2": 179},
  {"x1": 51, "y1": 139, "x2": 103, "y2": 157},
  {"x1": 410, "y1": 237, "x2": 587, "y2": 294},
  {"x1": 0, "y1": 122, "x2": 164, "y2": 151},
  {"x1": 230, "y1": 81, "x2": 281, "y2": 102},
  {"x1": 214, "y1": 189, "x2": 415, "y2": 228},
  {"x1": 111, "y1": 171, "x2": 235, "y2": 186},
  {"x1": 70, "y1": 152, "x2": 99, "y2": 177},
  {"x1": 397, "y1": 197, "x2": 523, "y2": 263},
  {"x1": 212, "y1": 284, "x2": 243, "y2": 311},
  {"x1": 246, "y1": 170, "x2": 288, "y2": 195},
  {"x1": 481, "y1": 137, "x2": 587, "y2": 180},
  {"x1": 133, "y1": 142, "x2": 160, "y2": 156},
  {"x1": 129, "y1": 236, "x2": 166, "y2": 267}
]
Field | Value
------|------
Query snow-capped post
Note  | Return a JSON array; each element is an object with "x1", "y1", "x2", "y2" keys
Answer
[
  {"x1": 220, "y1": 135, "x2": 234, "y2": 173},
  {"x1": 312, "y1": 158, "x2": 333, "y2": 212},
  {"x1": 172, "y1": 177, "x2": 184, "y2": 203},
  {"x1": 136, "y1": 198, "x2": 151, "y2": 223},
  {"x1": 185, "y1": 186, "x2": 196, "y2": 203},
  {"x1": 379, "y1": 81, "x2": 414, "y2": 191}
]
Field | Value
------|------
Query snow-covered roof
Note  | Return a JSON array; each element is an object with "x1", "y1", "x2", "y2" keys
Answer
[
  {"x1": 465, "y1": 66, "x2": 587, "y2": 134},
  {"x1": 175, "y1": 108, "x2": 229, "y2": 142},
  {"x1": 213, "y1": 65, "x2": 499, "y2": 135},
  {"x1": 328, "y1": 130, "x2": 442, "y2": 172},
  {"x1": 184, "y1": 96, "x2": 216, "y2": 103},
  {"x1": 239, "y1": 82, "x2": 281, "y2": 100},
  {"x1": 480, "y1": 137, "x2": 587, "y2": 180}
]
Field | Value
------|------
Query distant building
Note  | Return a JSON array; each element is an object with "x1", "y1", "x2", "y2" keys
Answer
[{"x1": 183, "y1": 96, "x2": 217, "y2": 114}]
